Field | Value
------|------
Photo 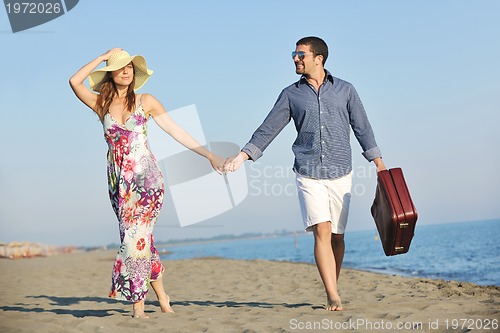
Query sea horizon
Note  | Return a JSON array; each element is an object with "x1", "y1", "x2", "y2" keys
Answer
[{"x1": 2, "y1": 218, "x2": 498, "y2": 286}]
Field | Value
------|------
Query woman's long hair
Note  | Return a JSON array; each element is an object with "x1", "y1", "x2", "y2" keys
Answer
[{"x1": 94, "y1": 70, "x2": 136, "y2": 122}]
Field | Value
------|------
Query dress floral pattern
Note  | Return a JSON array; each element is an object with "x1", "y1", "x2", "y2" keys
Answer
[{"x1": 103, "y1": 96, "x2": 165, "y2": 302}]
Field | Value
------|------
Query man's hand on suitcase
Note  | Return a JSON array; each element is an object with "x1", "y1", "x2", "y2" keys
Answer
[{"x1": 373, "y1": 157, "x2": 387, "y2": 172}]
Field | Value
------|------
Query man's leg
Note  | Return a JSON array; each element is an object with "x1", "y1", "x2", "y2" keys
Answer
[
  {"x1": 313, "y1": 222, "x2": 343, "y2": 311},
  {"x1": 331, "y1": 233, "x2": 345, "y2": 281}
]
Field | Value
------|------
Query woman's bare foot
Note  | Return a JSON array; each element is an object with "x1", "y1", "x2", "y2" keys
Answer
[
  {"x1": 133, "y1": 300, "x2": 150, "y2": 318},
  {"x1": 326, "y1": 294, "x2": 343, "y2": 311},
  {"x1": 150, "y1": 278, "x2": 175, "y2": 313},
  {"x1": 158, "y1": 294, "x2": 175, "y2": 313}
]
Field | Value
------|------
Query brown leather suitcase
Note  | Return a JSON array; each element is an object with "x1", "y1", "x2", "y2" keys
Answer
[{"x1": 371, "y1": 168, "x2": 418, "y2": 256}]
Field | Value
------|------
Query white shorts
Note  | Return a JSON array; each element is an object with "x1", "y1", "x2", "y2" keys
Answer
[{"x1": 296, "y1": 171, "x2": 352, "y2": 234}]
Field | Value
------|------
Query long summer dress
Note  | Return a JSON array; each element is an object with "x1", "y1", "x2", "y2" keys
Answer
[{"x1": 103, "y1": 95, "x2": 165, "y2": 302}]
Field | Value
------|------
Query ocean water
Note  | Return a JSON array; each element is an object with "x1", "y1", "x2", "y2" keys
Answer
[{"x1": 160, "y1": 219, "x2": 500, "y2": 286}]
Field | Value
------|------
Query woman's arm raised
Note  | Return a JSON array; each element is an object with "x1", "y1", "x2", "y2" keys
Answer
[
  {"x1": 143, "y1": 94, "x2": 225, "y2": 174},
  {"x1": 69, "y1": 48, "x2": 122, "y2": 110}
]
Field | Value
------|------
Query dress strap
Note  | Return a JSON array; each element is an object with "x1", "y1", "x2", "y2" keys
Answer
[{"x1": 136, "y1": 94, "x2": 147, "y2": 118}]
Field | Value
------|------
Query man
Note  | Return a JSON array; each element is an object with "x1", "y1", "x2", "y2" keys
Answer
[{"x1": 224, "y1": 36, "x2": 386, "y2": 311}]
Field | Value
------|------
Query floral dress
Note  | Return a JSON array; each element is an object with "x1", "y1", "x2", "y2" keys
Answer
[{"x1": 103, "y1": 95, "x2": 165, "y2": 302}]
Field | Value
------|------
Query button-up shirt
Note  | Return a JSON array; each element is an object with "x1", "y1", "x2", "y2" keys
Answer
[{"x1": 242, "y1": 70, "x2": 381, "y2": 179}]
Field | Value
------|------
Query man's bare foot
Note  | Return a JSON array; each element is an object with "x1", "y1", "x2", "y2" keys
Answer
[
  {"x1": 133, "y1": 300, "x2": 150, "y2": 318},
  {"x1": 326, "y1": 295, "x2": 343, "y2": 311},
  {"x1": 159, "y1": 294, "x2": 175, "y2": 313}
]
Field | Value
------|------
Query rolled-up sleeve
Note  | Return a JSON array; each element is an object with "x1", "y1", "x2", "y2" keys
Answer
[
  {"x1": 241, "y1": 90, "x2": 291, "y2": 161},
  {"x1": 362, "y1": 146, "x2": 382, "y2": 161}
]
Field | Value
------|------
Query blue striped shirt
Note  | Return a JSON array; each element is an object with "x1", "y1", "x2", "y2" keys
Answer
[{"x1": 242, "y1": 70, "x2": 382, "y2": 179}]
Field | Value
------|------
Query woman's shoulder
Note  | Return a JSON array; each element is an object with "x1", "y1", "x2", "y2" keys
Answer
[
  {"x1": 139, "y1": 93, "x2": 160, "y2": 107},
  {"x1": 138, "y1": 93, "x2": 164, "y2": 117},
  {"x1": 139, "y1": 93, "x2": 161, "y2": 105}
]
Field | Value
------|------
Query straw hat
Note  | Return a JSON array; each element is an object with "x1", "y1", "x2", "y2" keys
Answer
[{"x1": 88, "y1": 50, "x2": 153, "y2": 92}]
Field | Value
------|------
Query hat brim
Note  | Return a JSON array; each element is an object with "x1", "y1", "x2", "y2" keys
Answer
[{"x1": 88, "y1": 55, "x2": 153, "y2": 92}]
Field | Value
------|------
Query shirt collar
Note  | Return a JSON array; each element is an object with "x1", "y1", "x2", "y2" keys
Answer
[{"x1": 298, "y1": 69, "x2": 334, "y2": 85}]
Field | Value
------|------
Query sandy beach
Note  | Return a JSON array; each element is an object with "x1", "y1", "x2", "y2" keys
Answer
[{"x1": 0, "y1": 250, "x2": 498, "y2": 333}]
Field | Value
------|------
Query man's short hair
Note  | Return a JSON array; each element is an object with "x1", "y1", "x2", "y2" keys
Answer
[{"x1": 296, "y1": 36, "x2": 328, "y2": 65}]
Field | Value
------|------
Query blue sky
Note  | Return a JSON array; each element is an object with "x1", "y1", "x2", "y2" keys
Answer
[{"x1": 1, "y1": 1, "x2": 499, "y2": 247}]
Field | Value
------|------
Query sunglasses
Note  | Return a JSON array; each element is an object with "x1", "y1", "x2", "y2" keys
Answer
[{"x1": 291, "y1": 51, "x2": 313, "y2": 60}]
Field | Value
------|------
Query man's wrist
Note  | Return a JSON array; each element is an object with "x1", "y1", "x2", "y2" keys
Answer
[{"x1": 240, "y1": 151, "x2": 250, "y2": 161}]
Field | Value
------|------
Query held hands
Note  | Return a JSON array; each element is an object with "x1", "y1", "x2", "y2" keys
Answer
[
  {"x1": 209, "y1": 153, "x2": 226, "y2": 175},
  {"x1": 208, "y1": 152, "x2": 247, "y2": 175},
  {"x1": 223, "y1": 152, "x2": 248, "y2": 173}
]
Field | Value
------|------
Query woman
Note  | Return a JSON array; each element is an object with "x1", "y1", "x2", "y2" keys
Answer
[{"x1": 69, "y1": 48, "x2": 224, "y2": 318}]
